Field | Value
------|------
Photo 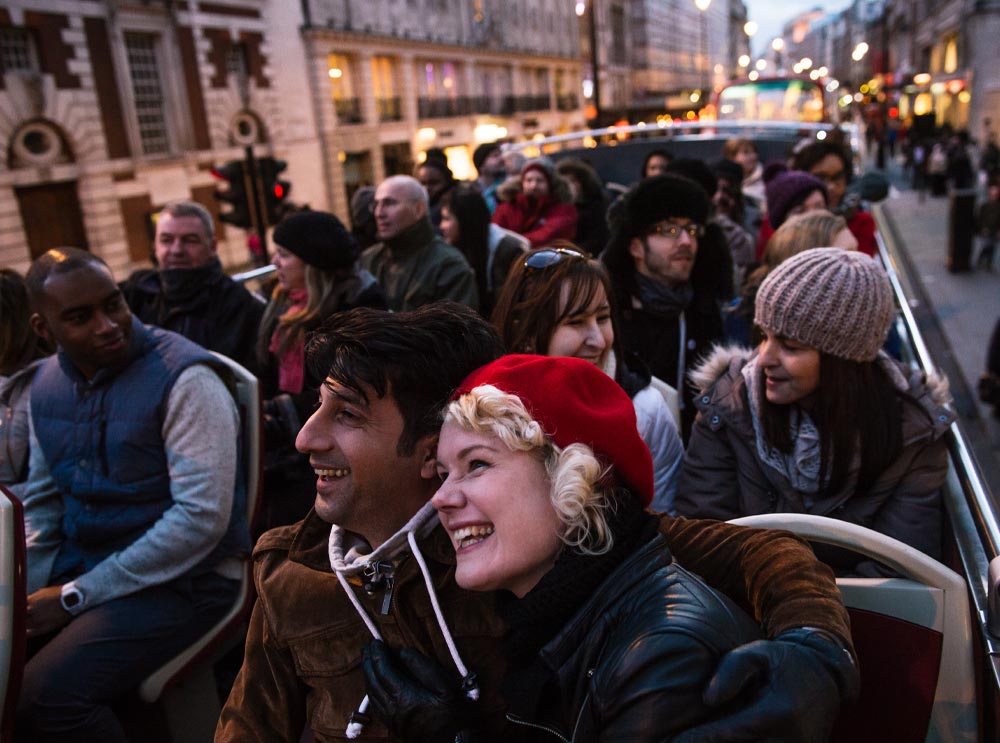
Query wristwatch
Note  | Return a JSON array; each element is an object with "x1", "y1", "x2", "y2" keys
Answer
[{"x1": 60, "y1": 582, "x2": 84, "y2": 613}]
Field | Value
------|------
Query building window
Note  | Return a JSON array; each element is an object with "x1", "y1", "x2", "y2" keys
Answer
[
  {"x1": 943, "y1": 35, "x2": 958, "y2": 75},
  {"x1": 0, "y1": 27, "x2": 39, "y2": 73},
  {"x1": 125, "y1": 33, "x2": 170, "y2": 156}
]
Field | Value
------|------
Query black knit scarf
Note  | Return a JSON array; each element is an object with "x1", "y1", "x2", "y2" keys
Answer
[
  {"x1": 497, "y1": 492, "x2": 661, "y2": 717},
  {"x1": 634, "y1": 272, "x2": 694, "y2": 319}
]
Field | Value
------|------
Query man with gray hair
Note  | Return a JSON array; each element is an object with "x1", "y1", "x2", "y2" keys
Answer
[
  {"x1": 361, "y1": 175, "x2": 478, "y2": 312},
  {"x1": 120, "y1": 200, "x2": 265, "y2": 373}
]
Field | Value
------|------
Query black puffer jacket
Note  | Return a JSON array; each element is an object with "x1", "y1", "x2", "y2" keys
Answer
[{"x1": 503, "y1": 533, "x2": 761, "y2": 742}]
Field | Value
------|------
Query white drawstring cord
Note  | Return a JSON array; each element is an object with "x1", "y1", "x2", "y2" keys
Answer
[
  {"x1": 335, "y1": 570, "x2": 379, "y2": 739},
  {"x1": 408, "y1": 532, "x2": 480, "y2": 701}
]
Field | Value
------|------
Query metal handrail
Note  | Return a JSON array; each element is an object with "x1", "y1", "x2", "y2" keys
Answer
[
  {"x1": 232, "y1": 264, "x2": 276, "y2": 284},
  {"x1": 874, "y1": 201, "x2": 1000, "y2": 692},
  {"x1": 504, "y1": 119, "x2": 846, "y2": 152}
]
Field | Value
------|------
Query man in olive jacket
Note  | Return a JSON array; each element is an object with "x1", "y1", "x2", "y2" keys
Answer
[{"x1": 362, "y1": 176, "x2": 479, "y2": 312}]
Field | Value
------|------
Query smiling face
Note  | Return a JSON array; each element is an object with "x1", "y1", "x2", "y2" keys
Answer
[
  {"x1": 432, "y1": 420, "x2": 563, "y2": 597},
  {"x1": 546, "y1": 280, "x2": 613, "y2": 367},
  {"x1": 757, "y1": 329, "x2": 821, "y2": 406},
  {"x1": 30, "y1": 263, "x2": 133, "y2": 380},
  {"x1": 629, "y1": 218, "x2": 700, "y2": 288},
  {"x1": 295, "y1": 378, "x2": 436, "y2": 546}
]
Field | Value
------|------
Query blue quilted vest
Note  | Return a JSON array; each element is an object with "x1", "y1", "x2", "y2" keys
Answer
[{"x1": 31, "y1": 317, "x2": 249, "y2": 579}]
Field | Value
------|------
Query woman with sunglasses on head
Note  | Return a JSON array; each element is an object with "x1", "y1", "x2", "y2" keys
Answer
[
  {"x1": 491, "y1": 242, "x2": 684, "y2": 513},
  {"x1": 677, "y1": 248, "x2": 954, "y2": 577},
  {"x1": 364, "y1": 354, "x2": 763, "y2": 743}
]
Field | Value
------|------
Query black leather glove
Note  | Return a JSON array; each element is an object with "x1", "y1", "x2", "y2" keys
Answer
[
  {"x1": 362, "y1": 639, "x2": 479, "y2": 743},
  {"x1": 672, "y1": 628, "x2": 859, "y2": 743}
]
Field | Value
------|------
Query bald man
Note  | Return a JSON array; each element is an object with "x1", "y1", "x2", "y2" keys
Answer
[{"x1": 361, "y1": 175, "x2": 478, "y2": 312}]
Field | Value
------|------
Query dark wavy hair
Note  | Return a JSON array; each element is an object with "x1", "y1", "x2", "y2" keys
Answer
[
  {"x1": 306, "y1": 302, "x2": 504, "y2": 455},
  {"x1": 790, "y1": 141, "x2": 854, "y2": 184},
  {"x1": 759, "y1": 353, "x2": 906, "y2": 496}
]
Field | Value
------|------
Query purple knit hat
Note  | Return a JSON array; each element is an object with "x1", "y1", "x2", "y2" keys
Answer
[{"x1": 766, "y1": 171, "x2": 828, "y2": 228}]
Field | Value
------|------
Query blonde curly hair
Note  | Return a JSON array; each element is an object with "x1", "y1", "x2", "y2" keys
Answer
[{"x1": 444, "y1": 384, "x2": 616, "y2": 555}]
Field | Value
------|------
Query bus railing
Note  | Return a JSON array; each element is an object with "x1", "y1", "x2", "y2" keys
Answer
[{"x1": 874, "y1": 201, "x2": 1000, "y2": 694}]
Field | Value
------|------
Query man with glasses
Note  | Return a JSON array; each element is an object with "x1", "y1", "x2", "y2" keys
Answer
[
  {"x1": 603, "y1": 174, "x2": 724, "y2": 438},
  {"x1": 362, "y1": 175, "x2": 479, "y2": 312}
]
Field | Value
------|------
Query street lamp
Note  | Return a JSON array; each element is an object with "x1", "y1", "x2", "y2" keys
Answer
[
  {"x1": 743, "y1": 21, "x2": 757, "y2": 37},
  {"x1": 771, "y1": 37, "x2": 784, "y2": 52},
  {"x1": 576, "y1": 0, "x2": 601, "y2": 124},
  {"x1": 694, "y1": 0, "x2": 711, "y2": 92},
  {"x1": 851, "y1": 42, "x2": 869, "y2": 62}
]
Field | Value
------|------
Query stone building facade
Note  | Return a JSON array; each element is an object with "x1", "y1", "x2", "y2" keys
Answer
[{"x1": 0, "y1": 0, "x2": 321, "y2": 276}]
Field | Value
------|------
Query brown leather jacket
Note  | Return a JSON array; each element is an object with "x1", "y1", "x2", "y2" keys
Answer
[{"x1": 217, "y1": 510, "x2": 850, "y2": 742}]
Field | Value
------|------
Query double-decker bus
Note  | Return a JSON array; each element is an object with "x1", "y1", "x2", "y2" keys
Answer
[{"x1": 716, "y1": 76, "x2": 827, "y2": 123}]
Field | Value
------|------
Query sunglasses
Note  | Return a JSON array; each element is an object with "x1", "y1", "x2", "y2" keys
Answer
[{"x1": 523, "y1": 247, "x2": 587, "y2": 272}]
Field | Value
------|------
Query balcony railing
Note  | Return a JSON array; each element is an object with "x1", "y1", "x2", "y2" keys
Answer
[
  {"x1": 334, "y1": 97, "x2": 363, "y2": 124},
  {"x1": 515, "y1": 94, "x2": 552, "y2": 112},
  {"x1": 417, "y1": 96, "x2": 459, "y2": 118},
  {"x1": 376, "y1": 96, "x2": 402, "y2": 122},
  {"x1": 557, "y1": 94, "x2": 580, "y2": 111}
]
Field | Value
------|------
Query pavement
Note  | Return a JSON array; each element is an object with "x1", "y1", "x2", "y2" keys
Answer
[{"x1": 875, "y1": 175, "x2": 1000, "y2": 495}]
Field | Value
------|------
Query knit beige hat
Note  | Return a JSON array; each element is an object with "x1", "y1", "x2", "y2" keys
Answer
[{"x1": 754, "y1": 247, "x2": 894, "y2": 362}]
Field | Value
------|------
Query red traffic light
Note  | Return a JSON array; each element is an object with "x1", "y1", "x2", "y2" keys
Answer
[{"x1": 274, "y1": 183, "x2": 285, "y2": 199}]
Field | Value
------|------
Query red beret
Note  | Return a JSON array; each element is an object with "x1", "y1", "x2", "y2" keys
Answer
[{"x1": 454, "y1": 354, "x2": 654, "y2": 506}]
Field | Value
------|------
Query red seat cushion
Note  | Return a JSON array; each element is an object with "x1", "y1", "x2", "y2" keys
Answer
[{"x1": 831, "y1": 607, "x2": 943, "y2": 743}]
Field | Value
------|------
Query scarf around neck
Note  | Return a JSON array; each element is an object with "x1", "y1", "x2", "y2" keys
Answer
[
  {"x1": 158, "y1": 258, "x2": 224, "y2": 307},
  {"x1": 383, "y1": 217, "x2": 435, "y2": 258},
  {"x1": 742, "y1": 355, "x2": 824, "y2": 494},
  {"x1": 634, "y1": 272, "x2": 694, "y2": 318}
]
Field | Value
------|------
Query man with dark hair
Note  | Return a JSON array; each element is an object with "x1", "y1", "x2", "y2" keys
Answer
[
  {"x1": 472, "y1": 142, "x2": 506, "y2": 213},
  {"x1": 19, "y1": 248, "x2": 248, "y2": 742},
  {"x1": 362, "y1": 175, "x2": 479, "y2": 312},
  {"x1": 603, "y1": 174, "x2": 725, "y2": 437},
  {"x1": 120, "y1": 199, "x2": 265, "y2": 373},
  {"x1": 218, "y1": 301, "x2": 857, "y2": 743}
]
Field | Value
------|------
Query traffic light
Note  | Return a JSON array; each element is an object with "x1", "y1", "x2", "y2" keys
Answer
[
  {"x1": 258, "y1": 157, "x2": 291, "y2": 225},
  {"x1": 212, "y1": 160, "x2": 253, "y2": 229}
]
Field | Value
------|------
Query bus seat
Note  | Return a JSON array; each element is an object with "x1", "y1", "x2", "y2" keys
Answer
[
  {"x1": 136, "y1": 353, "x2": 263, "y2": 740},
  {"x1": 0, "y1": 485, "x2": 26, "y2": 743},
  {"x1": 728, "y1": 513, "x2": 977, "y2": 743}
]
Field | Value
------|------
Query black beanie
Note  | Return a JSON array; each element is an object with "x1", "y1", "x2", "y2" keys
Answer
[
  {"x1": 473, "y1": 142, "x2": 501, "y2": 172},
  {"x1": 272, "y1": 211, "x2": 359, "y2": 271},
  {"x1": 624, "y1": 174, "x2": 710, "y2": 239}
]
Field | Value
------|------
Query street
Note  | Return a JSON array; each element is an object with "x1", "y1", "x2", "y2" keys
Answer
[{"x1": 874, "y1": 156, "x2": 1000, "y2": 498}]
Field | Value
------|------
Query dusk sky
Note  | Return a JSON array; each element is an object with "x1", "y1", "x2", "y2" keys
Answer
[{"x1": 743, "y1": 0, "x2": 853, "y2": 55}]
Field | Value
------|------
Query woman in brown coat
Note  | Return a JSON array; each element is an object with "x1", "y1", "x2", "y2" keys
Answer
[{"x1": 676, "y1": 248, "x2": 954, "y2": 576}]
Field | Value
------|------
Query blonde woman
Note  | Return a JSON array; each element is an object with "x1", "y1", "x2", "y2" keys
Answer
[{"x1": 364, "y1": 354, "x2": 761, "y2": 742}]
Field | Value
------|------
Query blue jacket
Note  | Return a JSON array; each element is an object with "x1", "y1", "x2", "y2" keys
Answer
[{"x1": 31, "y1": 317, "x2": 248, "y2": 579}]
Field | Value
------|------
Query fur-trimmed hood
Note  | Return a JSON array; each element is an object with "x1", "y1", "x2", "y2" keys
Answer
[{"x1": 688, "y1": 344, "x2": 955, "y2": 442}]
